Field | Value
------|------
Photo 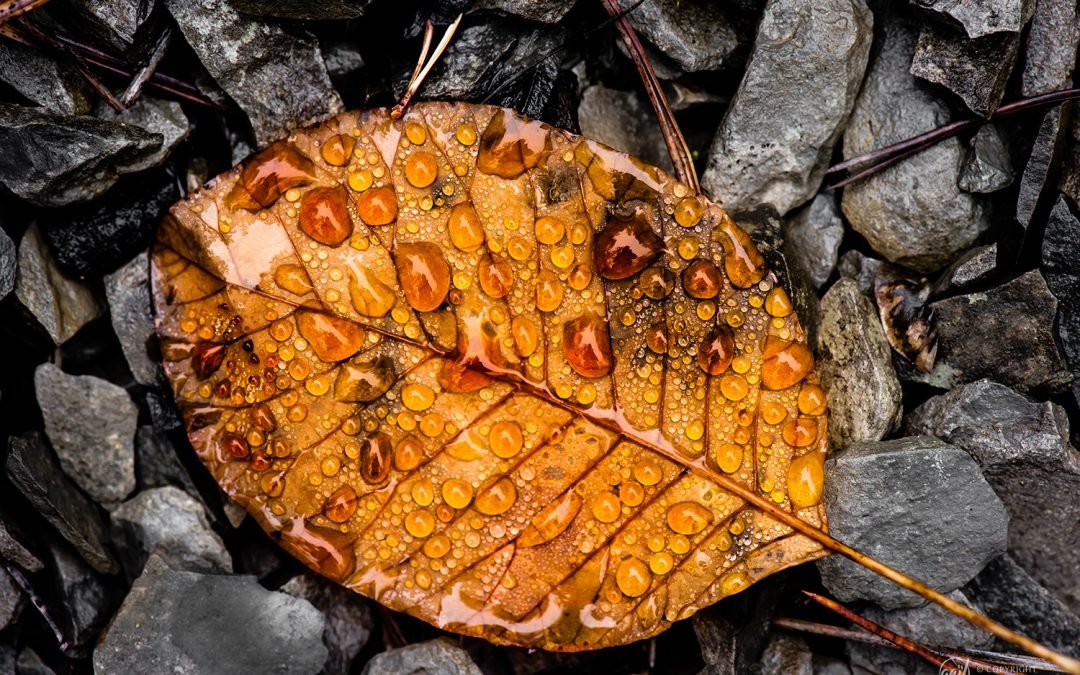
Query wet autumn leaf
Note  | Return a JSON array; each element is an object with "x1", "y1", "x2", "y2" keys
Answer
[{"x1": 151, "y1": 102, "x2": 830, "y2": 651}]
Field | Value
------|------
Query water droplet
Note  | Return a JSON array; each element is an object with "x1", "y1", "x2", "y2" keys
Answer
[
  {"x1": 295, "y1": 310, "x2": 367, "y2": 362},
  {"x1": 619, "y1": 481, "x2": 644, "y2": 506},
  {"x1": 405, "y1": 151, "x2": 439, "y2": 188},
  {"x1": 335, "y1": 355, "x2": 396, "y2": 402},
  {"x1": 478, "y1": 253, "x2": 514, "y2": 298},
  {"x1": 535, "y1": 270, "x2": 564, "y2": 312},
  {"x1": 568, "y1": 263, "x2": 593, "y2": 291},
  {"x1": 394, "y1": 435, "x2": 424, "y2": 471},
  {"x1": 229, "y1": 143, "x2": 315, "y2": 209},
  {"x1": 615, "y1": 558, "x2": 651, "y2": 597},
  {"x1": 401, "y1": 383, "x2": 436, "y2": 411},
  {"x1": 645, "y1": 322, "x2": 669, "y2": 355},
  {"x1": 715, "y1": 443, "x2": 743, "y2": 474},
  {"x1": 192, "y1": 343, "x2": 225, "y2": 379},
  {"x1": 349, "y1": 268, "x2": 396, "y2": 318},
  {"x1": 489, "y1": 421, "x2": 523, "y2": 458},
  {"x1": 356, "y1": 186, "x2": 398, "y2": 226},
  {"x1": 320, "y1": 134, "x2": 356, "y2": 166},
  {"x1": 639, "y1": 267, "x2": 674, "y2": 300},
  {"x1": 412, "y1": 478, "x2": 435, "y2": 506},
  {"x1": 765, "y1": 286, "x2": 793, "y2": 317},
  {"x1": 798, "y1": 384, "x2": 827, "y2": 416},
  {"x1": 325, "y1": 485, "x2": 358, "y2": 523},
  {"x1": 442, "y1": 479, "x2": 473, "y2": 509},
  {"x1": 633, "y1": 460, "x2": 662, "y2": 486},
  {"x1": 674, "y1": 196, "x2": 703, "y2": 228},
  {"x1": 666, "y1": 502, "x2": 711, "y2": 535},
  {"x1": 448, "y1": 202, "x2": 485, "y2": 251},
  {"x1": 594, "y1": 215, "x2": 663, "y2": 280},
  {"x1": 649, "y1": 551, "x2": 674, "y2": 575},
  {"x1": 360, "y1": 432, "x2": 392, "y2": 484},
  {"x1": 475, "y1": 477, "x2": 517, "y2": 515},
  {"x1": 782, "y1": 417, "x2": 818, "y2": 448},
  {"x1": 511, "y1": 316, "x2": 539, "y2": 357},
  {"x1": 423, "y1": 533, "x2": 451, "y2": 558},
  {"x1": 405, "y1": 509, "x2": 436, "y2": 538},
  {"x1": 681, "y1": 260, "x2": 722, "y2": 300},
  {"x1": 761, "y1": 337, "x2": 813, "y2": 390},
  {"x1": 395, "y1": 243, "x2": 451, "y2": 312},
  {"x1": 455, "y1": 124, "x2": 477, "y2": 146},
  {"x1": 299, "y1": 186, "x2": 353, "y2": 246},
  {"x1": 697, "y1": 326, "x2": 735, "y2": 376},
  {"x1": 519, "y1": 492, "x2": 582, "y2": 547},
  {"x1": 720, "y1": 374, "x2": 749, "y2": 401},
  {"x1": 274, "y1": 264, "x2": 314, "y2": 295},
  {"x1": 591, "y1": 491, "x2": 621, "y2": 523},
  {"x1": 562, "y1": 312, "x2": 613, "y2": 378}
]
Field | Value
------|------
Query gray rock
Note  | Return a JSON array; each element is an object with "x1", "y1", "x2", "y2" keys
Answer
[
  {"x1": 105, "y1": 252, "x2": 159, "y2": 385},
  {"x1": 15, "y1": 224, "x2": 101, "y2": 345},
  {"x1": 0, "y1": 514, "x2": 43, "y2": 572},
  {"x1": 282, "y1": 573, "x2": 372, "y2": 675},
  {"x1": 0, "y1": 40, "x2": 91, "y2": 115},
  {"x1": 0, "y1": 569, "x2": 23, "y2": 630},
  {"x1": 476, "y1": 0, "x2": 576, "y2": 24},
  {"x1": 0, "y1": 226, "x2": 14, "y2": 302},
  {"x1": 702, "y1": 0, "x2": 872, "y2": 217},
  {"x1": 840, "y1": 20, "x2": 989, "y2": 272},
  {"x1": 817, "y1": 436, "x2": 1009, "y2": 608},
  {"x1": 1043, "y1": 196, "x2": 1080, "y2": 372},
  {"x1": 909, "y1": 271, "x2": 1072, "y2": 394},
  {"x1": 112, "y1": 487, "x2": 231, "y2": 575},
  {"x1": 5, "y1": 433, "x2": 118, "y2": 575},
  {"x1": 959, "y1": 125, "x2": 1013, "y2": 194},
  {"x1": 933, "y1": 243, "x2": 997, "y2": 294},
  {"x1": 782, "y1": 192, "x2": 844, "y2": 289},
  {"x1": 361, "y1": 638, "x2": 483, "y2": 675},
  {"x1": 624, "y1": 0, "x2": 739, "y2": 72},
  {"x1": 68, "y1": 0, "x2": 154, "y2": 50},
  {"x1": 135, "y1": 426, "x2": 197, "y2": 494},
  {"x1": 16, "y1": 647, "x2": 57, "y2": 675},
  {"x1": 35, "y1": 363, "x2": 137, "y2": 506},
  {"x1": 914, "y1": 0, "x2": 1033, "y2": 38},
  {"x1": 816, "y1": 278, "x2": 902, "y2": 447},
  {"x1": 836, "y1": 249, "x2": 884, "y2": 296},
  {"x1": 165, "y1": 0, "x2": 343, "y2": 146},
  {"x1": 1017, "y1": 105, "x2": 1070, "y2": 229},
  {"x1": 906, "y1": 379, "x2": 1080, "y2": 612},
  {"x1": 227, "y1": 0, "x2": 367, "y2": 19},
  {"x1": 43, "y1": 538, "x2": 115, "y2": 647},
  {"x1": 760, "y1": 633, "x2": 812, "y2": 675},
  {"x1": 964, "y1": 555, "x2": 1080, "y2": 658},
  {"x1": 910, "y1": 21, "x2": 1020, "y2": 116},
  {"x1": 577, "y1": 84, "x2": 672, "y2": 174},
  {"x1": 1021, "y1": 0, "x2": 1079, "y2": 96},
  {"x1": 0, "y1": 104, "x2": 163, "y2": 206},
  {"x1": 320, "y1": 40, "x2": 365, "y2": 80},
  {"x1": 1060, "y1": 113, "x2": 1080, "y2": 206},
  {"x1": 95, "y1": 554, "x2": 328, "y2": 674},
  {"x1": 94, "y1": 98, "x2": 190, "y2": 173}
]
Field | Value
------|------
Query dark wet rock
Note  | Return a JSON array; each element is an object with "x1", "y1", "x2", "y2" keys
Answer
[
  {"x1": 933, "y1": 243, "x2": 998, "y2": 294},
  {"x1": 1021, "y1": 0, "x2": 1079, "y2": 96},
  {"x1": 16, "y1": 647, "x2": 57, "y2": 675},
  {"x1": 94, "y1": 98, "x2": 190, "y2": 173},
  {"x1": 760, "y1": 633, "x2": 812, "y2": 675},
  {"x1": 95, "y1": 554, "x2": 327, "y2": 674},
  {"x1": 476, "y1": 0, "x2": 576, "y2": 24},
  {"x1": 782, "y1": 193, "x2": 844, "y2": 290},
  {"x1": 0, "y1": 40, "x2": 91, "y2": 115},
  {"x1": 112, "y1": 487, "x2": 231, "y2": 576},
  {"x1": 14, "y1": 225, "x2": 101, "y2": 345},
  {"x1": 702, "y1": 0, "x2": 872, "y2": 217},
  {"x1": 840, "y1": 20, "x2": 988, "y2": 272},
  {"x1": 964, "y1": 555, "x2": 1080, "y2": 657},
  {"x1": 0, "y1": 514, "x2": 43, "y2": 572},
  {"x1": 692, "y1": 574, "x2": 793, "y2": 675},
  {"x1": 817, "y1": 436, "x2": 1008, "y2": 608},
  {"x1": 910, "y1": 21, "x2": 1020, "y2": 116},
  {"x1": 67, "y1": 0, "x2": 154, "y2": 50},
  {"x1": 5, "y1": 433, "x2": 118, "y2": 575},
  {"x1": 623, "y1": 0, "x2": 739, "y2": 73},
  {"x1": 228, "y1": 0, "x2": 367, "y2": 19},
  {"x1": 0, "y1": 104, "x2": 167, "y2": 207},
  {"x1": 40, "y1": 170, "x2": 180, "y2": 279},
  {"x1": 908, "y1": 270, "x2": 1071, "y2": 394},
  {"x1": 321, "y1": 40, "x2": 366, "y2": 80},
  {"x1": 43, "y1": 538, "x2": 115, "y2": 647},
  {"x1": 35, "y1": 363, "x2": 137, "y2": 506},
  {"x1": 906, "y1": 379, "x2": 1080, "y2": 611},
  {"x1": 360, "y1": 638, "x2": 483, "y2": 675},
  {"x1": 135, "y1": 426, "x2": 196, "y2": 494},
  {"x1": 1043, "y1": 195, "x2": 1080, "y2": 372},
  {"x1": 0, "y1": 226, "x2": 14, "y2": 302},
  {"x1": 146, "y1": 388, "x2": 184, "y2": 433},
  {"x1": 105, "y1": 252, "x2": 159, "y2": 385},
  {"x1": 577, "y1": 84, "x2": 672, "y2": 173},
  {"x1": 816, "y1": 278, "x2": 902, "y2": 447},
  {"x1": 1060, "y1": 115, "x2": 1080, "y2": 205},
  {"x1": 0, "y1": 569, "x2": 23, "y2": 630},
  {"x1": 1017, "y1": 105, "x2": 1071, "y2": 229},
  {"x1": 836, "y1": 249, "x2": 884, "y2": 296},
  {"x1": 281, "y1": 573, "x2": 373, "y2": 675},
  {"x1": 959, "y1": 125, "x2": 1013, "y2": 194},
  {"x1": 165, "y1": 0, "x2": 343, "y2": 146},
  {"x1": 914, "y1": 0, "x2": 1033, "y2": 38}
]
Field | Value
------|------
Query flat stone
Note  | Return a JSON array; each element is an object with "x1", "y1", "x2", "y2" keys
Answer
[
  {"x1": 906, "y1": 379, "x2": 1080, "y2": 611},
  {"x1": 0, "y1": 569, "x2": 23, "y2": 630},
  {"x1": 782, "y1": 192, "x2": 844, "y2": 289},
  {"x1": 909, "y1": 270, "x2": 1071, "y2": 394},
  {"x1": 1043, "y1": 195, "x2": 1080, "y2": 373},
  {"x1": 1021, "y1": 0, "x2": 1079, "y2": 96},
  {"x1": 577, "y1": 84, "x2": 672, "y2": 174},
  {"x1": 95, "y1": 554, "x2": 327, "y2": 674},
  {"x1": 933, "y1": 243, "x2": 998, "y2": 294},
  {"x1": 14, "y1": 224, "x2": 101, "y2": 345},
  {"x1": 840, "y1": 19, "x2": 988, "y2": 272},
  {"x1": 360, "y1": 638, "x2": 483, "y2": 675},
  {"x1": 624, "y1": 0, "x2": 739, "y2": 72},
  {"x1": 959, "y1": 125, "x2": 1013, "y2": 194},
  {"x1": 105, "y1": 252, "x2": 159, "y2": 385},
  {"x1": 910, "y1": 21, "x2": 1021, "y2": 116},
  {"x1": 6, "y1": 433, "x2": 117, "y2": 574},
  {"x1": 964, "y1": 555, "x2": 1080, "y2": 657},
  {"x1": 35, "y1": 363, "x2": 137, "y2": 506},
  {"x1": 0, "y1": 513, "x2": 42, "y2": 572},
  {"x1": 702, "y1": 0, "x2": 872, "y2": 217},
  {"x1": 165, "y1": 0, "x2": 343, "y2": 146},
  {"x1": 1017, "y1": 105, "x2": 1071, "y2": 229},
  {"x1": 475, "y1": 0, "x2": 576, "y2": 24},
  {"x1": 112, "y1": 487, "x2": 231, "y2": 576},
  {"x1": 0, "y1": 40, "x2": 91, "y2": 115},
  {"x1": 816, "y1": 278, "x2": 902, "y2": 447},
  {"x1": 42, "y1": 538, "x2": 115, "y2": 647},
  {"x1": 817, "y1": 436, "x2": 1008, "y2": 608},
  {"x1": 914, "y1": 0, "x2": 1033, "y2": 38},
  {"x1": 227, "y1": 0, "x2": 366, "y2": 19},
  {"x1": 0, "y1": 225, "x2": 14, "y2": 302},
  {"x1": 93, "y1": 98, "x2": 189, "y2": 174},
  {"x1": 281, "y1": 573, "x2": 372, "y2": 675}
]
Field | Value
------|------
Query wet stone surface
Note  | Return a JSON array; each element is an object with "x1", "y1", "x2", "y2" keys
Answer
[
  {"x1": 105, "y1": 252, "x2": 160, "y2": 385},
  {"x1": 360, "y1": 638, "x2": 483, "y2": 675},
  {"x1": 959, "y1": 125, "x2": 1013, "y2": 194},
  {"x1": 782, "y1": 193, "x2": 844, "y2": 290},
  {"x1": 623, "y1": 0, "x2": 740, "y2": 73},
  {"x1": 14, "y1": 224, "x2": 101, "y2": 345},
  {"x1": 281, "y1": 573, "x2": 373, "y2": 675}
]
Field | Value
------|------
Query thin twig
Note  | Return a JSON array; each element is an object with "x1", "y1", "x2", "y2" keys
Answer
[
  {"x1": 120, "y1": 24, "x2": 172, "y2": 108},
  {"x1": 0, "y1": 0, "x2": 48, "y2": 25},
  {"x1": 392, "y1": 15, "x2": 462, "y2": 119},
  {"x1": 3, "y1": 563, "x2": 71, "y2": 654}
]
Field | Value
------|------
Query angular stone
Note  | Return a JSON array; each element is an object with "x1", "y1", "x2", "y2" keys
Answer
[
  {"x1": 910, "y1": 21, "x2": 1021, "y2": 116},
  {"x1": 0, "y1": 225, "x2": 14, "y2": 303},
  {"x1": 112, "y1": 487, "x2": 231, "y2": 575},
  {"x1": 68, "y1": 0, "x2": 153, "y2": 50},
  {"x1": 816, "y1": 278, "x2": 902, "y2": 447},
  {"x1": 910, "y1": 270, "x2": 1071, "y2": 394},
  {"x1": 0, "y1": 513, "x2": 42, "y2": 572},
  {"x1": 959, "y1": 125, "x2": 1013, "y2": 194},
  {"x1": 624, "y1": 0, "x2": 739, "y2": 72},
  {"x1": 320, "y1": 40, "x2": 365, "y2": 80},
  {"x1": 105, "y1": 252, "x2": 159, "y2": 385},
  {"x1": 360, "y1": 638, "x2": 483, "y2": 675},
  {"x1": 906, "y1": 379, "x2": 1080, "y2": 611},
  {"x1": 281, "y1": 573, "x2": 372, "y2": 675},
  {"x1": 94, "y1": 98, "x2": 189, "y2": 174},
  {"x1": 933, "y1": 243, "x2": 998, "y2": 294},
  {"x1": 840, "y1": 20, "x2": 988, "y2": 272},
  {"x1": 42, "y1": 538, "x2": 115, "y2": 647},
  {"x1": 817, "y1": 436, "x2": 1009, "y2": 608},
  {"x1": 165, "y1": 0, "x2": 343, "y2": 146},
  {"x1": 16, "y1": 647, "x2": 57, "y2": 675},
  {"x1": 0, "y1": 569, "x2": 23, "y2": 630},
  {"x1": 1021, "y1": 0, "x2": 1079, "y2": 96},
  {"x1": 95, "y1": 554, "x2": 327, "y2": 674},
  {"x1": 760, "y1": 633, "x2": 812, "y2": 675},
  {"x1": 577, "y1": 84, "x2": 672, "y2": 174},
  {"x1": 134, "y1": 426, "x2": 196, "y2": 494},
  {"x1": 836, "y1": 249, "x2": 884, "y2": 296},
  {"x1": 476, "y1": 0, "x2": 576, "y2": 24},
  {"x1": 782, "y1": 192, "x2": 844, "y2": 289},
  {"x1": 0, "y1": 40, "x2": 91, "y2": 115},
  {"x1": 227, "y1": 0, "x2": 366, "y2": 19},
  {"x1": 1017, "y1": 105, "x2": 1070, "y2": 229},
  {"x1": 6, "y1": 433, "x2": 117, "y2": 574},
  {"x1": 35, "y1": 363, "x2": 137, "y2": 506},
  {"x1": 702, "y1": 0, "x2": 872, "y2": 217},
  {"x1": 915, "y1": 0, "x2": 1033, "y2": 38},
  {"x1": 14, "y1": 224, "x2": 101, "y2": 345},
  {"x1": 1043, "y1": 195, "x2": 1080, "y2": 372}
]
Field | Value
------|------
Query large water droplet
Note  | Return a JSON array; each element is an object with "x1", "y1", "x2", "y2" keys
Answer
[
  {"x1": 563, "y1": 312, "x2": 613, "y2": 378},
  {"x1": 395, "y1": 242, "x2": 451, "y2": 312},
  {"x1": 594, "y1": 215, "x2": 663, "y2": 280}
]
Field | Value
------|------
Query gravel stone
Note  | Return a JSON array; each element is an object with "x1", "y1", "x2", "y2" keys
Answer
[
  {"x1": 913, "y1": 0, "x2": 1033, "y2": 38},
  {"x1": 910, "y1": 20, "x2": 1021, "y2": 116},
  {"x1": 1043, "y1": 195, "x2": 1080, "y2": 373},
  {"x1": 112, "y1": 487, "x2": 232, "y2": 575},
  {"x1": 14, "y1": 225, "x2": 101, "y2": 345},
  {"x1": 1017, "y1": 105, "x2": 1070, "y2": 229},
  {"x1": 282, "y1": 573, "x2": 373, "y2": 675},
  {"x1": 817, "y1": 436, "x2": 1009, "y2": 608},
  {"x1": 1021, "y1": 0, "x2": 1079, "y2": 96},
  {"x1": 35, "y1": 363, "x2": 137, "y2": 506},
  {"x1": 67, "y1": 0, "x2": 154, "y2": 50},
  {"x1": 93, "y1": 98, "x2": 190, "y2": 173},
  {"x1": 361, "y1": 638, "x2": 483, "y2": 675},
  {"x1": 105, "y1": 252, "x2": 159, "y2": 385},
  {"x1": 16, "y1": 647, "x2": 58, "y2": 675},
  {"x1": 624, "y1": 0, "x2": 740, "y2": 72},
  {"x1": 0, "y1": 226, "x2": 14, "y2": 302},
  {"x1": 702, "y1": 0, "x2": 872, "y2": 217},
  {"x1": 134, "y1": 426, "x2": 197, "y2": 494},
  {"x1": 577, "y1": 84, "x2": 672, "y2": 174},
  {"x1": 227, "y1": 0, "x2": 367, "y2": 19},
  {"x1": 0, "y1": 40, "x2": 91, "y2": 115},
  {"x1": 959, "y1": 124, "x2": 1013, "y2": 194},
  {"x1": 0, "y1": 569, "x2": 23, "y2": 630},
  {"x1": 782, "y1": 192, "x2": 844, "y2": 290},
  {"x1": 475, "y1": 0, "x2": 576, "y2": 24},
  {"x1": 836, "y1": 249, "x2": 884, "y2": 296},
  {"x1": 42, "y1": 538, "x2": 115, "y2": 647},
  {"x1": 933, "y1": 243, "x2": 998, "y2": 294},
  {"x1": 760, "y1": 633, "x2": 812, "y2": 675},
  {"x1": 0, "y1": 514, "x2": 42, "y2": 573}
]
